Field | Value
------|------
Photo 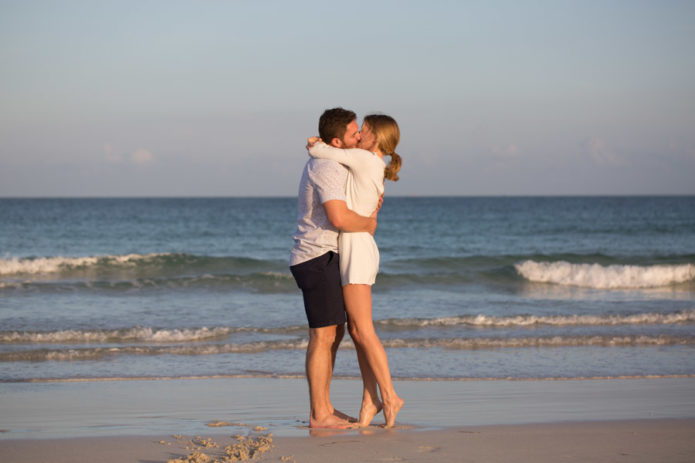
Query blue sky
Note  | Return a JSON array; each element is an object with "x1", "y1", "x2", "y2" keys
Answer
[{"x1": 1, "y1": 0, "x2": 694, "y2": 196}]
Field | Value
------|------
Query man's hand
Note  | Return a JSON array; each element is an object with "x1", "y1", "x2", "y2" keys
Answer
[
  {"x1": 365, "y1": 193, "x2": 384, "y2": 234},
  {"x1": 366, "y1": 212, "x2": 377, "y2": 235},
  {"x1": 324, "y1": 200, "x2": 377, "y2": 235}
]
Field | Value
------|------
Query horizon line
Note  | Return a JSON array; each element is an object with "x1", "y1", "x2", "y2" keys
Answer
[{"x1": 1, "y1": 193, "x2": 694, "y2": 200}]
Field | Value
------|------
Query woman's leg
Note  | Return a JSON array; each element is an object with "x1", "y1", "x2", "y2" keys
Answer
[
  {"x1": 351, "y1": 335, "x2": 381, "y2": 426},
  {"x1": 343, "y1": 284, "x2": 403, "y2": 427}
]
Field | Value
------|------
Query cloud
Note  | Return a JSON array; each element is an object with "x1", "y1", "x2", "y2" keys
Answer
[
  {"x1": 582, "y1": 137, "x2": 623, "y2": 165},
  {"x1": 130, "y1": 148, "x2": 154, "y2": 165}
]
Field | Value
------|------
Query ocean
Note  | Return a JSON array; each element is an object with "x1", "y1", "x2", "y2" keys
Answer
[{"x1": 1, "y1": 196, "x2": 694, "y2": 383}]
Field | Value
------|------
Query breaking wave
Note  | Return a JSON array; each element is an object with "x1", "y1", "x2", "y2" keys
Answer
[
  {"x1": 0, "y1": 254, "x2": 165, "y2": 275},
  {"x1": 0, "y1": 253, "x2": 285, "y2": 276},
  {"x1": 3, "y1": 253, "x2": 694, "y2": 293},
  {"x1": 0, "y1": 253, "x2": 295, "y2": 293},
  {"x1": 515, "y1": 261, "x2": 695, "y2": 289},
  {"x1": 2, "y1": 335, "x2": 692, "y2": 362},
  {"x1": 375, "y1": 309, "x2": 695, "y2": 330},
  {"x1": 0, "y1": 326, "x2": 233, "y2": 344},
  {"x1": 4, "y1": 309, "x2": 693, "y2": 345}
]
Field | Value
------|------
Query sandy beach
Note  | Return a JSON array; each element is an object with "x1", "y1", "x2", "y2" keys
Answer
[
  {"x1": 2, "y1": 376, "x2": 694, "y2": 462},
  {"x1": 2, "y1": 419, "x2": 694, "y2": 463}
]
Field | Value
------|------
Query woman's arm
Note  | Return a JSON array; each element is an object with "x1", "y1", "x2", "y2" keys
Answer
[{"x1": 307, "y1": 140, "x2": 372, "y2": 171}]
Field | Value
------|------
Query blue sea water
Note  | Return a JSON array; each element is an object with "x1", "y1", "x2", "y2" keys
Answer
[{"x1": 1, "y1": 196, "x2": 694, "y2": 382}]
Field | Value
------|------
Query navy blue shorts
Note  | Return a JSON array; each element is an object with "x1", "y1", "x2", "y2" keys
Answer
[{"x1": 290, "y1": 251, "x2": 346, "y2": 328}]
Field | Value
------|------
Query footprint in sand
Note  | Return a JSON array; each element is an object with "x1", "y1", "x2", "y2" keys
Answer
[{"x1": 418, "y1": 445, "x2": 440, "y2": 453}]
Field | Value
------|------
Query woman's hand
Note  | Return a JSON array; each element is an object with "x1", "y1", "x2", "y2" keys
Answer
[{"x1": 306, "y1": 136, "x2": 322, "y2": 150}]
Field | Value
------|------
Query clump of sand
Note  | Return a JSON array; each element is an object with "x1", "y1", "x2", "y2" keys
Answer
[
  {"x1": 167, "y1": 433, "x2": 274, "y2": 463},
  {"x1": 169, "y1": 450, "x2": 211, "y2": 463},
  {"x1": 224, "y1": 434, "x2": 273, "y2": 461},
  {"x1": 191, "y1": 437, "x2": 219, "y2": 449},
  {"x1": 206, "y1": 421, "x2": 246, "y2": 428}
]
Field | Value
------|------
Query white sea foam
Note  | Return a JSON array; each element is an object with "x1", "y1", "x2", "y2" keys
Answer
[
  {"x1": 515, "y1": 260, "x2": 695, "y2": 289},
  {"x1": 377, "y1": 309, "x2": 695, "y2": 329},
  {"x1": 0, "y1": 326, "x2": 231, "y2": 344},
  {"x1": 11, "y1": 373, "x2": 693, "y2": 383},
  {"x1": 0, "y1": 254, "x2": 166, "y2": 276},
  {"x1": 1, "y1": 335, "x2": 690, "y2": 362},
  {"x1": 379, "y1": 335, "x2": 691, "y2": 350},
  {"x1": 5, "y1": 310, "x2": 693, "y2": 345}
]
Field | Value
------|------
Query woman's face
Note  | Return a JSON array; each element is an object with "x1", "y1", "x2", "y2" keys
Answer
[{"x1": 358, "y1": 123, "x2": 377, "y2": 151}]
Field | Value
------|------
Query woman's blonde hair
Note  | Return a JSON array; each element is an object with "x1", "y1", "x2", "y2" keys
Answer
[{"x1": 364, "y1": 114, "x2": 402, "y2": 182}]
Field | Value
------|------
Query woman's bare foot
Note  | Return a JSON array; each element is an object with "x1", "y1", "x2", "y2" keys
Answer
[
  {"x1": 358, "y1": 400, "x2": 382, "y2": 427},
  {"x1": 383, "y1": 396, "x2": 404, "y2": 428},
  {"x1": 310, "y1": 412, "x2": 354, "y2": 429}
]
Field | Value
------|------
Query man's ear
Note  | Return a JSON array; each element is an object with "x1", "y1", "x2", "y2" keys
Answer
[{"x1": 329, "y1": 138, "x2": 343, "y2": 148}]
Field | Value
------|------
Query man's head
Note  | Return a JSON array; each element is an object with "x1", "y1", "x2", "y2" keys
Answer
[{"x1": 318, "y1": 107, "x2": 360, "y2": 149}]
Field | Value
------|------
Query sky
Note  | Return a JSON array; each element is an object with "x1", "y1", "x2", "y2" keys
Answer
[{"x1": 1, "y1": 0, "x2": 694, "y2": 197}]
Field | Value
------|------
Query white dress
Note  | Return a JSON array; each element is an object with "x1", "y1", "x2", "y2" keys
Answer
[{"x1": 308, "y1": 142, "x2": 385, "y2": 285}]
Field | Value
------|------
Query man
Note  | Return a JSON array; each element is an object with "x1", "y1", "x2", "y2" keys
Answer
[{"x1": 290, "y1": 107, "x2": 378, "y2": 429}]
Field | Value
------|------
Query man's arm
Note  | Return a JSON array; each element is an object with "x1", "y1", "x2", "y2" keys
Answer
[{"x1": 323, "y1": 200, "x2": 377, "y2": 235}]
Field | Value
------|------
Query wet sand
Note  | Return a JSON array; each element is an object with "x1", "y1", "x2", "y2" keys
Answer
[
  {"x1": 1, "y1": 377, "x2": 694, "y2": 462},
  {"x1": 2, "y1": 419, "x2": 694, "y2": 463}
]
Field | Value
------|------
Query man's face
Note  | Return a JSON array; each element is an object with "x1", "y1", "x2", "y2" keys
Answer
[
  {"x1": 357, "y1": 123, "x2": 376, "y2": 151},
  {"x1": 336, "y1": 120, "x2": 360, "y2": 149}
]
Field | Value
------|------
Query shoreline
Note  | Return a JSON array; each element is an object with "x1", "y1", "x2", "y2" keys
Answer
[{"x1": 4, "y1": 372, "x2": 694, "y2": 384}]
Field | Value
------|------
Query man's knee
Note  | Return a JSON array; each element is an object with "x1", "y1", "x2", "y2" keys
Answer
[
  {"x1": 335, "y1": 323, "x2": 345, "y2": 342},
  {"x1": 310, "y1": 324, "x2": 345, "y2": 347}
]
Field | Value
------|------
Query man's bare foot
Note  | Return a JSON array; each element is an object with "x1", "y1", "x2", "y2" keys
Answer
[
  {"x1": 310, "y1": 413, "x2": 354, "y2": 429},
  {"x1": 333, "y1": 409, "x2": 357, "y2": 423},
  {"x1": 358, "y1": 400, "x2": 382, "y2": 427},
  {"x1": 383, "y1": 396, "x2": 404, "y2": 428}
]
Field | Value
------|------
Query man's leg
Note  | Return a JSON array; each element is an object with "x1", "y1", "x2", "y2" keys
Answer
[
  {"x1": 326, "y1": 324, "x2": 357, "y2": 423},
  {"x1": 306, "y1": 324, "x2": 351, "y2": 428}
]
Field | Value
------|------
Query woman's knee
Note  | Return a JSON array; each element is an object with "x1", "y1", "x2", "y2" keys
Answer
[{"x1": 348, "y1": 322, "x2": 376, "y2": 346}]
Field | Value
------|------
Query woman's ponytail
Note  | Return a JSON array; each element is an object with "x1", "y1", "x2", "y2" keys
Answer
[
  {"x1": 364, "y1": 114, "x2": 402, "y2": 182},
  {"x1": 384, "y1": 151, "x2": 401, "y2": 182}
]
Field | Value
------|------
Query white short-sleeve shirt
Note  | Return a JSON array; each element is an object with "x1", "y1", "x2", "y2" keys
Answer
[{"x1": 289, "y1": 158, "x2": 347, "y2": 266}]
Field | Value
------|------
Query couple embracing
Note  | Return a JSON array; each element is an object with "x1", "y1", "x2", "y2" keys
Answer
[{"x1": 290, "y1": 107, "x2": 404, "y2": 429}]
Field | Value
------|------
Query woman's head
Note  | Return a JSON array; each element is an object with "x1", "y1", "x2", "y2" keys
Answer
[{"x1": 362, "y1": 114, "x2": 402, "y2": 182}]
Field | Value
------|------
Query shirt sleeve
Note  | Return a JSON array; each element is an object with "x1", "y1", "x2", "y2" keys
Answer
[{"x1": 308, "y1": 159, "x2": 347, "y2": 204}]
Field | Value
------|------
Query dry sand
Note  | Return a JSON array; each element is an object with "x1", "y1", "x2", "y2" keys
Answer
[{"x1": 2, "y1": 419, "x2": 694, "y2": 463}]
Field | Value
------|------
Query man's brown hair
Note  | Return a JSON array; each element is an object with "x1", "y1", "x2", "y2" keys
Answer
[{"x1": 318, "y1": 107, "x2": 356, "y2": 145}]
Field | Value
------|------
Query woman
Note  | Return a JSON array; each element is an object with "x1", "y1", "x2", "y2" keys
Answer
[{"x1": 306, "y1": 114, "x2": 403, "y2": 427}]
